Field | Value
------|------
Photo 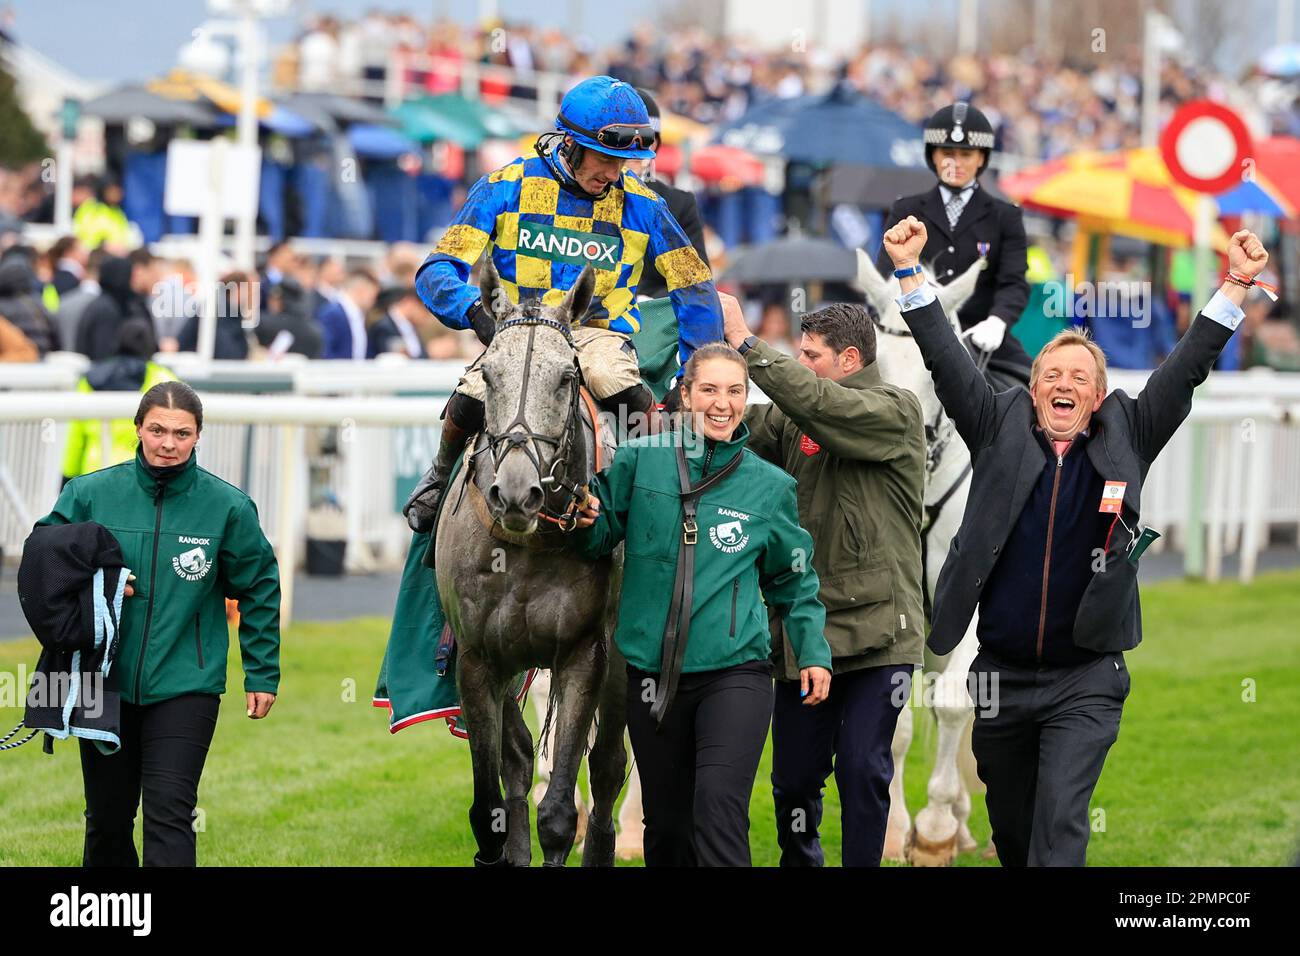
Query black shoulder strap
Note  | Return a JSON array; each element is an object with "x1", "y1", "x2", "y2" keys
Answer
[{"x1": 650, "y1": 439, "x2": 744, "y2": 728}]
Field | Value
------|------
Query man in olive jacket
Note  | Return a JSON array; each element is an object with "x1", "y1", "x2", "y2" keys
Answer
[{"x1": 722, "y1": 293, "x2": 926, "y2": 866}]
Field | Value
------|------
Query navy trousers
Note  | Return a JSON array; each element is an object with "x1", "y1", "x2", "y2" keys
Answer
[
  {"x1": 969, "y1": 649, "x2": 1128, "y2": 867},
  {"x1": 771, "y1": 663, "x2": 913, "y2": 867}
]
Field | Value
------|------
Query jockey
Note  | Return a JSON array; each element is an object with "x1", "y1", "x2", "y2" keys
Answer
[{"x1": 405, "y1": 75, "x2": 724, "y2": 532}]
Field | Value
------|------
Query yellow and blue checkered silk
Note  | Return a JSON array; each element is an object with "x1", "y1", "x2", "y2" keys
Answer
[{"x1": 416, "y1": 155, "x2": 722, "y2": 365}]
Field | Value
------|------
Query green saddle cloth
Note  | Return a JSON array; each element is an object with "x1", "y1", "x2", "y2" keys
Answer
[
  {"x1": 629, "y1": 297, "x2": 681, "y2": 402},
  {"x1": 373, "y1": 297, "x2": 679, "y2": 737}
]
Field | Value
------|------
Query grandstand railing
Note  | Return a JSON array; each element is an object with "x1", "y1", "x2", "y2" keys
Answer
[{"x1": 2, "y1": 364, "x2": 1298, "y2": 626}]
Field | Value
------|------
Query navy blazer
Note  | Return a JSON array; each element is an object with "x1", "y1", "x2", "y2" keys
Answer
[
  {"x1": 879, "y1": 185, "x2": 1032, "y2": 370},
  {"x1": 318, "y1": 300, "x2": 363, "y2": 360},
  {"x1": 903, "y1": 298, "x2": 1234, "y2": 657}
]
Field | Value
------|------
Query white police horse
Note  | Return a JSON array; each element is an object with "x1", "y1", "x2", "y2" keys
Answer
[{"x1": 857, "y1": 249, "x2": 994, "y2": 866}]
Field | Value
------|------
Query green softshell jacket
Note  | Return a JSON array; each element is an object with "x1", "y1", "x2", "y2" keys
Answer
[
  {"x1": 36, "y1": 446, "x2": 281, "y2": 705},
  {"x1": 574, "y1": 421, "x2": 831, "y2": 675},
  {"x1": 743, "y1": 340, "x2": 926, "y2": 679}
]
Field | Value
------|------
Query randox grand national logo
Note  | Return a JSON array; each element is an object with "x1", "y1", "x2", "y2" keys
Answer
[
  {"x1": 173, "y1": 546, "x2": 213, "y2": 581},
  {"x1": 518, "y1": 222, "x2": 621, "y2": 267}
]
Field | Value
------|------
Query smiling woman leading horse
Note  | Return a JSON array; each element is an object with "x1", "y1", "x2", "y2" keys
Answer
[{"x1": 574, "y1": 344, "x2": 832, "y2": 867}]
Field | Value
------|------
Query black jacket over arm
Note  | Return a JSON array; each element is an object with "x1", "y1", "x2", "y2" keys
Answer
[
  {"x1": 902, "y1": 297, "x2": 1234, "y2": 657},
  {"x1": 638, "y1": 179, "x2": 710, "y2": 300},
  {"x1": 878, "y1": 185, "x2": 1031, "y2": 369}
]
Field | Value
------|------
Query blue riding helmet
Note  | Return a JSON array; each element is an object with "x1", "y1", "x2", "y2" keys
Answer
[{"x1": 556, "y1": 76, "x2": 657, "y2": 161}]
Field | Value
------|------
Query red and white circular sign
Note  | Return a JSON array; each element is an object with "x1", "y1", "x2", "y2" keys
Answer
[{"x1": 1159, "y1": 100, "x2": 1253, "y2": 194}]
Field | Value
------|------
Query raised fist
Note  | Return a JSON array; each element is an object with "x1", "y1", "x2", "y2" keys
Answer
[
  {"x1": 883, "y1": 216, "x2": 928, "y2": 268},
  {"x1": 1228, "y1": 229, "x2": 1268, "y2": 281}
]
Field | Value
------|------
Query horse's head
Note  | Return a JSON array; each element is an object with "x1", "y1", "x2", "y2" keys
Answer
[
  {"x1": 855, "y1": 248, "x2": 983, "y2": 436},
  {"x1": 477, "y1": 260, "x2": 593, "y2": 534}
]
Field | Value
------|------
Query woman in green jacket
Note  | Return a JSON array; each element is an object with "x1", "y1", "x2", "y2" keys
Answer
[
  {"x1": 575, "y1": 344, "x2": 832, "y2": 867},
  {"x1": 37, "y1": 381, "x2": 281, "y2": 866}
]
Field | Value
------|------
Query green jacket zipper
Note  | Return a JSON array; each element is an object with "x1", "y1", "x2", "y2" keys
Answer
[
  {"x1": 729, "y1": 578, "x2": 739, "y2": 637},
  {"x1": 194, "y1": 614, "x2": 204, "y2": 668},
  {"x1": 135, "y1": 484, "x2": 166, "y2": 701},
  {"x1": 1036, "y1": 452, "x2": 1065, "y2": 663}
]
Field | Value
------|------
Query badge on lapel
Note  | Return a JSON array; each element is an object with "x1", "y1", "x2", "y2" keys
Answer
[{"x1": 799, "y1": 434, "x2": 821, "y2": 456}]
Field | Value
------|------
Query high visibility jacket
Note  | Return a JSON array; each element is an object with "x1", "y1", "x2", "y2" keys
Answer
[{"x1": 62, "y1": 360, "x2": 178, "y2": 479}]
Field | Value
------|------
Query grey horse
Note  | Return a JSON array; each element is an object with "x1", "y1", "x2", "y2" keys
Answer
[{"x1": 435, "y1": 261, "x2": 626, "y2": 866}]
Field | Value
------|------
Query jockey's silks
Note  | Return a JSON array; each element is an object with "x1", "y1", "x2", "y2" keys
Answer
[{"x1": 416, "y1": 155, "x2": 722, "y2": 367}]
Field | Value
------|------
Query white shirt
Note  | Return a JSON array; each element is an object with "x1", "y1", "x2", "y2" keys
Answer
[
  {"x1": 386, "y1": 307, "x2": 423, "y2": 357},
  {"x1": 338, "y1": 292, "x2": 368, "y2": 361}
]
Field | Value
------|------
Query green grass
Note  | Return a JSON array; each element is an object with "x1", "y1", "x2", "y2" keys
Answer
[{"x1": 1, "y1": 571, "x2": 1297, "y2": 866}]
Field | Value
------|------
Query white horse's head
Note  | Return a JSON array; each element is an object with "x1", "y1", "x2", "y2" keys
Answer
[{"x1": 855, "y1": 248, "x2": 985, "y2": 444}]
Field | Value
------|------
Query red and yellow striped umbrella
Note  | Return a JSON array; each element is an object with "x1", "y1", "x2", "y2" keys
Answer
[{"x1": 1002, "y1": 147, "x2": 1229, "y2": 249}]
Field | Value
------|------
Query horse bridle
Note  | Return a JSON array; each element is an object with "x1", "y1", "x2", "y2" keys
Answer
[{"x1": 474, "y1": 316, "x2": 589, "y2": 532}]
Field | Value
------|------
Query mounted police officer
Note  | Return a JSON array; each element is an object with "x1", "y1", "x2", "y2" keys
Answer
[
  {"x1": 877, "y1": 102, "x2": 1032, "y2": 390},
  {"x1": 405, "y1": 75, "x2": 723, "y2": 532}
]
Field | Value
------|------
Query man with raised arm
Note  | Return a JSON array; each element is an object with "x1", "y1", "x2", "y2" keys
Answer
[{"x1": 882, "y1": 214, "x2": 1268, "y2": 866}]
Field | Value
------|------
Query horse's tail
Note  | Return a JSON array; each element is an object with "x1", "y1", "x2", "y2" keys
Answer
[
  {"x1": 537, "y1": 668, "x2": 560, "y2": 762},
  {"x1": 535, "y1": 667, "x2": 597, "y2": 761}
]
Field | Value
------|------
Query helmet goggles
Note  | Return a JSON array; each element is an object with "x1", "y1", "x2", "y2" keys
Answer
[{"x1": 558, "y1": 114, "x2": 656, "y2": 152}]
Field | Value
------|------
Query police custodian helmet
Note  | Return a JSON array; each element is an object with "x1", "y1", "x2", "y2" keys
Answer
[{"x1": 923, "y1": 102, "x2": 996, "y2": 175}]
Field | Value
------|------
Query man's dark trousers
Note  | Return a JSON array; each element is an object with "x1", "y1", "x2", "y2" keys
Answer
[
  {"x1": 969, "y1": 648, "x2": 1130, "y2": 867},
  {"x1": 771, "y1": 663, "x2": 913, "y2": 866}
]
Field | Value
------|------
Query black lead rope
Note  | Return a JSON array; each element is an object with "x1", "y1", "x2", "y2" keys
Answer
[{"x1": 650, "y1": 437, "x2": 745, "y2": 729}]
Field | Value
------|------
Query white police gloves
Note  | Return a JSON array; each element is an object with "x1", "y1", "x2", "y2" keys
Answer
[{"x1": 969, "y1": 315, "x2": 1007, "y2": 352}]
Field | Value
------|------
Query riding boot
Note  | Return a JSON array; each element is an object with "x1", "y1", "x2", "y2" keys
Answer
[
  {"x1": 600, "y1": 382, "x2": 662, "y2": 441},
  {"x1": 403, "y1": 415, "x2": 472, "y2": 534}
]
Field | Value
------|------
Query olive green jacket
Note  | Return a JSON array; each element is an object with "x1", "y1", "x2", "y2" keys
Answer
[{"x1": 743, "y1": 340, "x2": 926, "y2": 679}]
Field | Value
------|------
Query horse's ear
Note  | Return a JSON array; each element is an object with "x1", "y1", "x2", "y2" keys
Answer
[
  {"x1": 855, "y1": 248, "x2": 894, "y2": 315},
  {"x1": 935, "y1": 257, "x2": 986, "y2": 325},
  {"x1": 479, "y1": 258, "x2": 504, "y2": 321},
  {"x1": 563, "y1": 266, "x2": 596, "y2": 323}
]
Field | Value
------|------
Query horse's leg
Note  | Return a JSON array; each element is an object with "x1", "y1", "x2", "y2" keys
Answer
[
  {"x1": 883, "y1": 699, "x2": 914, "y2": 862},
  {"x1": 909, "y1": 626, "x2": 978, "y2": 866},
  {"x1": 458, "y1": 648, "x2": 510, "y2": 866},
  {"x1": 536, "y1": 639, "x2": 604, "y2": 866},
  {"x1": 955, "y1": 714, "x2": 980, "y2": 854},
  {"x1": 529, "y1": 669, "x2": 551, "y2": 809},
  {"x1": 501, "y1": 693, "x2": 534, "y2": 867},
  {"x1": 616, "y1": 761, "x2": 645, "y2": 860},
  {"x1": 529, "y1": 669, "x2": 590, "y2": 841},
  {"x1": 582, "y1": 647, "x2": 626, "y2": 867}
]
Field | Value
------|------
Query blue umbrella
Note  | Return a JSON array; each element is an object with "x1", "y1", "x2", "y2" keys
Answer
[
  {"x1": 713, "y1": 83, "x2": 925, "y2": 168},
  {"x1": 1260, "y1": 44, "x2": 1300, "y2": 77},
  {"x1": 212, "y1": 105, "x2": 319, "y2": 138},
  {"x1": 348, "y1": 124, "x2": 420, "y2": 160},
  {"x1": 1215, "y1": 179, "x2": 1288, "y2": 217}
]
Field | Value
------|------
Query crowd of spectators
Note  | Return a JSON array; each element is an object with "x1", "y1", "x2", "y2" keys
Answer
[
  {"x1": 0, "y1": 227, "x2": 479, "y2": 366},
  {"x1": 270, "y1": 13, "x2": 1291, "y2": 162}
]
